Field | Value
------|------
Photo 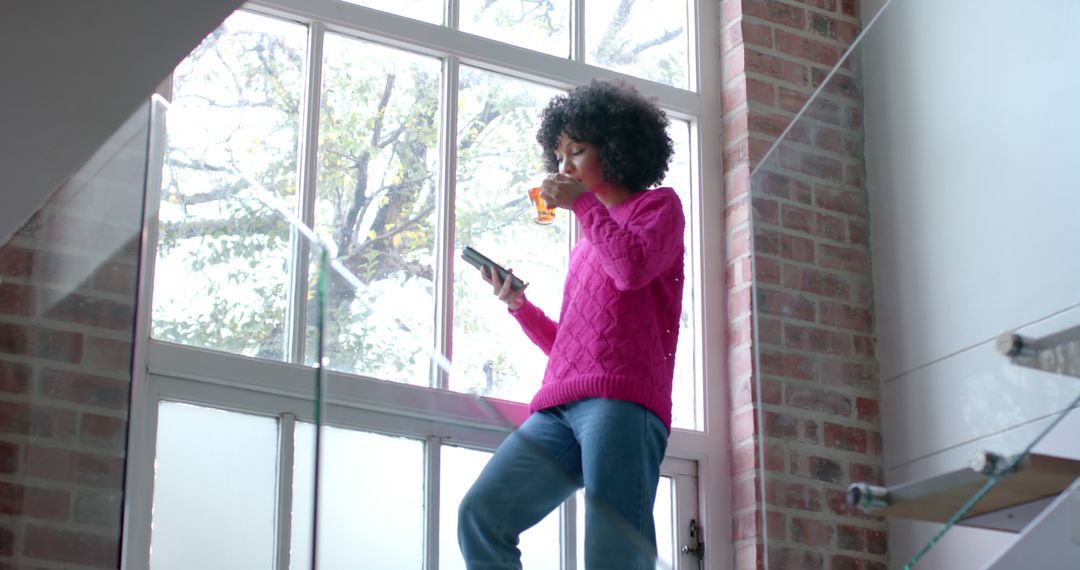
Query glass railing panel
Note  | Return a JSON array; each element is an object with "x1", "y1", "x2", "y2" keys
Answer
[
  {"x1": 0, "y1": 100, "x2": 153, "y2": 568},
  {"x1": 748, "y1": 0, "x2": 1080, "y2": 568}
]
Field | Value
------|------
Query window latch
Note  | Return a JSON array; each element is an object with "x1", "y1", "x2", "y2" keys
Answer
[{"x1": 680, "y1": 518, "x2": 705, "y2": 562}]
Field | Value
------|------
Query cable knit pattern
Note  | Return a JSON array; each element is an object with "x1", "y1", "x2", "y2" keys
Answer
[{"x1": 510, "y1": 187, "x2": 684, "y2": 431}]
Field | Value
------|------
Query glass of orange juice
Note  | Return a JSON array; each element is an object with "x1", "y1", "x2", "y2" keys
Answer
[{"x1": 528, "y1": 185, "x2": 556, "y2": 225}]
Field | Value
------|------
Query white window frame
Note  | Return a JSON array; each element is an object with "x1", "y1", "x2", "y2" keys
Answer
[{"x1": 122, "y1": 0, "x2": 731, "y2": 567}]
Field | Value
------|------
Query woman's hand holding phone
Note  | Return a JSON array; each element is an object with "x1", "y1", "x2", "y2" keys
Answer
[{"x1": 480, "y1": 265, "x2": 527, "y2": 311}]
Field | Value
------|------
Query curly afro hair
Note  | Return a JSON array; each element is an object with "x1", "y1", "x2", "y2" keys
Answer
[{"x1": 536, "y1": 79, "x2": 674, "y2": 193}]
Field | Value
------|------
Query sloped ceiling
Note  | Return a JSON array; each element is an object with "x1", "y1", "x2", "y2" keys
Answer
[{"x1": 0, "y1": 0, "x2": 244, "y2": 244}]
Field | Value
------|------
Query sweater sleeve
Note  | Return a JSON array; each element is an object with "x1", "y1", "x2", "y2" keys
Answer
[
  {"x1": 508, "y1": 298, "x2": 558, "y2": 355},
  {"x1": 571, "y1": 189, "x2": 685, "y2": 291}
]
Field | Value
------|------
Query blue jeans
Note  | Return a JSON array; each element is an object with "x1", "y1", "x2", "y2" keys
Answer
[{"x1": 458, "y1": 398, "x2": 668, "y2": 570}]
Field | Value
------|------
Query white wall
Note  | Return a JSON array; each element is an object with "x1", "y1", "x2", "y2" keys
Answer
[
  {"x1": 861, "y1": 0, "x2": 1080, "y2": 567},
  {"x1": 0, "y1": 0, "x2": 243, "y2": 245}
]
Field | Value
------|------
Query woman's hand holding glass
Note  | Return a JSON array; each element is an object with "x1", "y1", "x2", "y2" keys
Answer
[{"x1": 539, "y1": 174, "x2": 587, "y2": 210}]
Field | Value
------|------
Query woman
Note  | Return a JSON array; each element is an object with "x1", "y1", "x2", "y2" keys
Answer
[{"x1": 458, "y1": 79, "x2": 684, "y2": 570}]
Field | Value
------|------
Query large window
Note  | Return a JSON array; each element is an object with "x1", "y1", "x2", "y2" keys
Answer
[{"x1": 133, "y1": 0, "x2": 724, "y2": 567}]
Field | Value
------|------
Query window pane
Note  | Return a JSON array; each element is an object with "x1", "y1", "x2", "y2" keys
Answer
[
  {"x1": 291, "y1": 423, "x2": 425, "y2": 569},
  {"x1": 440, "y1": 445, "x2": 562, "y2": 570},
  {"x1": 666, "y1": 119, "x2": 701, "y2": 431},
  {"x1": 341, "y1": 0, "x2": 443, "y2": 25},
  {"x1": 152, "y1": 11, "x2": 305, "y2": 360},
  {"x1": 150, "y1": 403, "x2": 278, "y2": 570},
  {"x1": 452, "y1": 68, "x2": 567, "y2": 401},
  {"x1": 460, "y1": 0, "x2": 571, "y2": 57},
  {"x1": 585, "y1": 0, "x2": 690, "y2": 90},
  {"x1": 307, "y1": 33, "x2": 442, "y2": 383},
  {"x1": 152, "y1": 11, "x2": 304, "y2": 358},
  {"x1": 575, "y1": 476, "x2": 675, "y2": 569}
]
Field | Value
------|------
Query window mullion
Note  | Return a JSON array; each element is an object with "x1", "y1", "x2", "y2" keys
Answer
[
  {"x1": 425, "y1": 436, "x2": 444, "y2": 570},
  {"x1": 275, "y1": 412, "x2": 298, "y2": 570},
  {"x1": 432, "y1": 55, "x2": 460, "y2": 390},
  {"x1": 571, "y1": 0, "x2": 584, "y2": 62},
  {"x1": 560, "y1": 495, "x2": 578, "y2": 570},
  {"x1": 286, "y1": 20, "x2": 326, "y2": 365}
]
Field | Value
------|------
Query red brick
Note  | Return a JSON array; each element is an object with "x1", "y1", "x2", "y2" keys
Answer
[
  {"x1": 791, "y1": 452, "x2": 844, "y2": 484},
  {"x1": 779, "y1": 146, "x2": 844, "y2": 182},
  {"x1": 787, "y1": 385, "x2": 853, "y2": 417},
  {"x1": 850, "y1": 462, "x2": 883, "y2": 486},
  {"x1": 0, "y1": 401, "x2": 77, "y2": 441},
  {"x1": 80, "y1": 415, "x2": 127, "y2": 449},
  {"x1": 853, "y1": 335, "x2": 876, "y2": 359},
  {"x1": 819, "y1": 301, "x2": 872, "y2": 332},
  {"x1": 775, "y1": 29, "x2": 840, "y2": 66},
  {"x1": 760, "y1": 349, "x2": 816, "y2": 380},
  {"x1": 754, "y1": 170, "x2": 813, "y2": 204},
  {"x1": 820, "y1": 360, "x2": 877, "y2": 389},
  {"x1": 735, "y1": 509, "x2": 759, "y2": 540},
  {"x1": 729, "y1": 285, "x2": 752, "y2": 320},
  {"x1": 812, "y1": 68, "x2": 862, "y2": 101},
  {"x1": 73, "y1": 491, "x2": 121, "y2": 527},
  {"x1": 855, "y1": 398, "x2": 878, "y2": 422},
  {"x1": 0, "y1": 482, "x2": 70, "y2": 521},
  {"x1": 784, "y1": 323, "x2": 852, "y2": 357},
  {"x1": 43, "y1": 292, "x2": 135, "y2": 331},
  {"x1": 764, "y1": 411, "x2": 799, "y2": 439},
  {"x1": 0, "y1": 246, "x2": 35, "y2": 278},
  {"x1": 0, "y1": 441, "x2": 18, "y2": 473},
  {"x1": 743, "y1": 21, "x2": 774, "y2": 48},
  {"x1": 781, "y1": 205, "x2": 847, "y2": 242},
  {"x1": 750, "y1": 112, "x2": 794, "y2": 138},
  {"x1": 0, "y1": 360, "x2": 31, "y2": 394},
  {"x1": 848, "y1": 219, "x2": 868, "y2": 246},
  {"x1": 23, "y1": 524, "x2": 119, "y2": 567},
  {"x1": 0, "y1": 283, "x2": 35, "y2": 316},
  {"x1": 819, "y1": 243, "x2": 869, "y2": 273},
  {"x1": 782, "y1": 264, "x2": 850, "y2": 300},
  {"x1": 747, "y1": 48, "x2": 809, "y2": 85},
  {"x1": 723, "y1": 80, "x2": 748, "y2": 111},
  {"x1": 752, "y1": 197, "x2": 780, "y2": 224},
  {"x1": 836, "y1": 524, "x2": 865, "y2": 551},
  {"x1": 734, "y1": 476, "x2": 759, "y2": 509},
  {"x1": 755, "y1": 228, "x2": 816, "y2": 264},
  {"x1": 39, "y1": 369, "x2": 129, "y2": 410},
  {"x1": 815, "y1": 185, "x2": 866, "y2": 216},
  {"x1": 793, "y1": 516, "x2": 833, "y2": 546},
  {"x1": 744, "y1": 0, "x2": 807, "y2": 28},
  {"x1": 761, "y1": 376, "x2": 783, "y2": 405},
  {"x1": 758, "y1": 287, "x2": 816, "y2": 322},
  {"x1": 0, "y1": 323, "x2": 30, "y2": 356},
  {"x1": 755, "y1": 255, "x2": 782, "y2": 286},
  {"x1": 747, "y1": 77, "x2": 776, "y2": 105},
  {"x1": 83, "y1": 336, "x2": 132, "y2": 373},
  {"x1": 92, "y1": 261, "x2": 138, "y2": 296},
  {"x1": 824, "y1": 422, "x2": 868, "y2": 453},
  {"x1": 759, "y1": 316, "x2": 783, "y2": 344},
  {"x1": 841, "y1": 0, "x2": 857, "y2": 17},
  {"x1": 734, "y1": 409, "x2": 757, "y2": 442},
  {"x1": 768, "y1": 509, "x2": 787, "y2": 540},
  {"x1": 724, "y1": 44, "x2": 747, "y2": 82},
  {"x1": 809, "y1": 12, "x2": 859, "y2": 43},
  {"x1": 26, "y1": 446, "x2": 125, "y2": 488},
  {"x1": 769, "y1": 546, "x2": 824, "y2": 570}
]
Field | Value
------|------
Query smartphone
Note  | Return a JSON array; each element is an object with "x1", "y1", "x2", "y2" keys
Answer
[{"x1": 461, "y1": 246, "x2": 526, "y2": 291}]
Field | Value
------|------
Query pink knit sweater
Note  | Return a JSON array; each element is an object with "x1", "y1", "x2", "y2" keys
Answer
[{"x1": 510, "y1": 187, "x2": 684, "y2": 431}]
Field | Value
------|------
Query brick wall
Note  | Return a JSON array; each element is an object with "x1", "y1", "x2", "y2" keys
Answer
[
  {"x1": 721, "y1": 1, "x2": 887, "y2": 568},
  {"x1": 0, "y1": 119, "x2": 146, "y2": 567}
]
